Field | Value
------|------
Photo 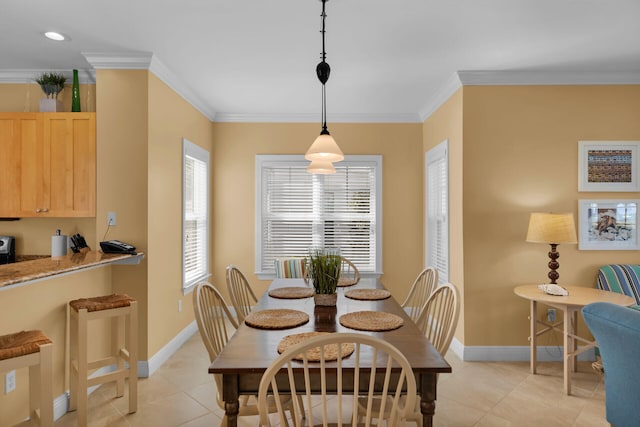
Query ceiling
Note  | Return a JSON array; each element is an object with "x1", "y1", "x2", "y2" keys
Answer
[{"x1": 2, "y1": 0, "x2": 639, "y2": 122}]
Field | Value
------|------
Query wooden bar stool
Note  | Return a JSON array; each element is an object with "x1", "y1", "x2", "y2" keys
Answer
[
  {"x1": 0, "y1": 330, "x2": 53, "y2": 427},
  {"x1": 68, "y1": 294, "x2": 138, "y2": 425}
]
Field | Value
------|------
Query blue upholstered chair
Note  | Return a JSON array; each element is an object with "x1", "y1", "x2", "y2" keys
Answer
[
  {"x1": 583, "y1": 302, "x2": 640, "y2": 427},
  {"x1": 596, "y1": 264, "x2": 640, "y2": 310}
]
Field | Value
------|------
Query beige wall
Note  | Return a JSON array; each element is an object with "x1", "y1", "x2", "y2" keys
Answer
[
  {"x1": 0, "y1": 82, "x2": 96, "y2": 114},
  {"x1": 422, "y1": 88, "x2": 465, "y2": 342},
  {"x1": 211, "y1": 122, "x2": 424, "y2": 302},
  {"x1": 147, "y1": 73, "x2": 213, "y2": 355},
  {"x1": 462, "y1": 85, "x2": 640, "y2": 346}
]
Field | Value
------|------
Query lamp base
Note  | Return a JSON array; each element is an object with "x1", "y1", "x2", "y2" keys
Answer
[{"x1": 547, "y1": 243, "x2": 560, "y2": 284}]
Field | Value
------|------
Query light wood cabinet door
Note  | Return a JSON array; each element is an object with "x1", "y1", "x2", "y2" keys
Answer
[
  {"x1": 0, "y1": 113, "x2": 43, "y2": 217},
  {"x1": 0, "y1": 112, "x2": 96, "y2": 218}
]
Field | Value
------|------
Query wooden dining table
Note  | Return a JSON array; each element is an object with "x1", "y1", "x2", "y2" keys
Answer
[{"x1": 208, "y1": 277, "x2": 452, "y2": 426}]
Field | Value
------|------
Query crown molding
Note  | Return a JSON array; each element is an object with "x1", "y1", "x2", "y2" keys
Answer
[
  {"x1": 418, "y1": 72, "x2": 463, "y2": 122},
  {"x1": 457, "y1": 70, "x2": 640, "y2": 85},
  {"x1": 148, "y1": 56, "x2": 217, "y2": 121},
  {"x1": 0, "y1": 69, "x2": 95, "y2": 84},
  {"x1": 214, "y1": 112, "x2": 420, "y2": 123},
  {"x1": 82, "y1": 51, "x2": 153, "y2": 69}
]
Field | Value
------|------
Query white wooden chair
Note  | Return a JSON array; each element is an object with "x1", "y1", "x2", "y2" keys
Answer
[
  {"x1": 257, "y1": 332, "x2": 417, "y2": 427},
  {"x1": 358, "y1": 282, "x2": 460, "y2": 426},
  {"x1": 338, "y1": 257, "x2": 360, "y2": 287},
  {"x1": 401, "y1": 267, "x2": 438, "y2": 323},
  {"x1": 193, "y1": 282, "x2": 296, "y2": 426},
  {"x1": 226, "y1": 265, "x2": 258, "y2": 323}
]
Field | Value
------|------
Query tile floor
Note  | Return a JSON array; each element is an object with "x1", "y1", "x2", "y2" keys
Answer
[{"x1": 53, "y1": 333, "x2": 609, "y2": 427}]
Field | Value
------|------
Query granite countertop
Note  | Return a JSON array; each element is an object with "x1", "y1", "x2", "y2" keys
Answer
[{"x1": 0, "y1": 250, "x2": 144, "y2": 289}]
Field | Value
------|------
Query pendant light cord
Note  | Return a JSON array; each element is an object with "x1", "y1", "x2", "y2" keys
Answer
[{"x1": 317, "y1": 0, "x2": 331, "y2": 135}]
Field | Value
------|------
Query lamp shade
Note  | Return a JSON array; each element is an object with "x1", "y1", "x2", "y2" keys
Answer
[
  {"x1": 306, "y1": 159, "x2": 336, "y2": 174},
  {"x1": 526, "y1": 212, "x2": 578, "y2": 244},
  {"x1": 305, "y1": 133, "x2": 344, "y2": 163}
]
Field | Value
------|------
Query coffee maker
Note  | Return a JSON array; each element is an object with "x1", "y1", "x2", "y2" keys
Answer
[{"x1": 0, "y1": 235, "x2": 16, "y2": 264}]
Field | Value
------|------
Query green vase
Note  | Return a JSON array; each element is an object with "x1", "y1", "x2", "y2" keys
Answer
[{"x1": 71, "y1": 69, "x2": 81, "y2": 112}]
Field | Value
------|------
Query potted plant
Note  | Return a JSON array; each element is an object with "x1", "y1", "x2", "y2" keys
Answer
[
  {"x1": 35, "y1": 71, "x2": 67, "y2": 112},
  {"x1": 308, "y1": 247, "x2": 341, "y2": 306}
]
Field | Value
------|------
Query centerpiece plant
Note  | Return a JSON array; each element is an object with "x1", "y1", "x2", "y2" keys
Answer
[
  {"x1": 308, "y1": 248, "x2": 341, "y2": 306},
  {"x1": 35, "y1": 72, "x2": 67, "y2": 99}
]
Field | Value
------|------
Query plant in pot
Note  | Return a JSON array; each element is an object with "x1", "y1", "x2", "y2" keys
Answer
[
  {"x1": 35, "y1": 71, "x2": 67, "y2": 112},
  {"x1": 308, "y1": 247, "x2": 341, "y2": 306}
]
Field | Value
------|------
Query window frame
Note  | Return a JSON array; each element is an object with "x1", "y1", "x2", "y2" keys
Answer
[
  {"x1": 255, "y1": 154, "x2": 383, "y2": 279},
  {"x1": 182, "y1": 138, "x2": 210, "y2": 294},
  {"x1": 425, "y1": 140, "x2": 449, "y2": 284}
]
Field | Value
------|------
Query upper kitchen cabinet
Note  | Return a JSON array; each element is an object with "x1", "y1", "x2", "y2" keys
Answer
[{"x1": 0, "y1": 112, "x2": 96, "y2": 218}]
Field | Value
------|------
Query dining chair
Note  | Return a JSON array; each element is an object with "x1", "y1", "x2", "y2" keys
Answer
[
  {"x1": 226, "y1": 265, "x2": 258, "y2": 324},
  {"x1": 338, "y1": 257, "x2": 361, "y2": 286},
  {"x1": 400, "y1": 267, "x2": 438, "y2": 323},
  {"x1": 193, "y1": 282, "x2": 296, "y2": 426},
  {"x1": 358, "y1": 282, "x2": 460, "y2": 427},
  {"x1": 257, "y1": 332, "x2": 417, "y2": 427}
]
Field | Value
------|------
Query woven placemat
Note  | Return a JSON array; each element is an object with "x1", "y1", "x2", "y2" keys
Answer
[
  {"x1": 339, "y1": 311, "x2": 403, "y2": 332},
  {"x1": 344, "y1": 289, "x2": 391, "y2": 301},
  {"x1": 337, "y1": 277, "x2": 359, "y2": 287},
  {"x1": 268, "y1": 287, "x2": 315, "y2": 299},
  {"x1": 244, "y1": 309, "x2": 309, "y2": 330},
  {"x1": 277, "y1": 332, "x2": 355, "y2": 362}
]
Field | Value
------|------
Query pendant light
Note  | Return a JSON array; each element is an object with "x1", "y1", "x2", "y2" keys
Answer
[{"x1": 305, "y1": 0, "x2": 344, "y2": 172}]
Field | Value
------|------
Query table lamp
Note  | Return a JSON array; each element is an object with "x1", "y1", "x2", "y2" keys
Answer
[{"x1": 526, "y1": 212, "x2": 577, "y2": 284}]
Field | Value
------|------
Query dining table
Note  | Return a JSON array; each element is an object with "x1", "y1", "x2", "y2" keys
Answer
[{"x1": 208, "y1": 277, "x2": 452, "y2": 427}]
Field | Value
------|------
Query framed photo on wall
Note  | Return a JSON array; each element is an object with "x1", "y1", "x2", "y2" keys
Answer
[
  {"x1": 578, "y1": 199, "x2": 640, "y2": 250},
  {"x1": 578, "y1": 141, "x2": 640, "y2": 192}
]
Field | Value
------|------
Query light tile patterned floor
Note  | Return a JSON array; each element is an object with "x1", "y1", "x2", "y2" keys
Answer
[{"x1": 54, "y1": 334, "x2": 608, "y2": 426}]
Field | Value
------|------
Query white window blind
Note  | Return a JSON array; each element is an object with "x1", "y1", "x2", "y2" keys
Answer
[
  {"x1": 183, "y1": 139, "x2": 210, "y2": 291},
  {"x1": 426, "y1": 141, "x2": 449, "y2": 284},
  {"x1": 256, "y1": 155, "x2": 382, "y2": 278}
]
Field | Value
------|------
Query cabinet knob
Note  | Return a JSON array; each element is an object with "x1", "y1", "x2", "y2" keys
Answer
[
  {"x1": 35, "y1": 208, "x2": 49, "y2": 213},
  {"x1": 42, "y1": 208, "x2": 49, "y2": 213},
  {"x1": 35, "y1": 208, "x2": 41, "y2": 213}
]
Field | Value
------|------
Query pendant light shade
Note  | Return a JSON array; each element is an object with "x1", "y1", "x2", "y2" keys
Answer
[
  {"x1": 305, "y1": 133, "x2": 344, "y2": 162},
  {"x1": 306, "y1": 159, "x2": 336, "y2": 174}
]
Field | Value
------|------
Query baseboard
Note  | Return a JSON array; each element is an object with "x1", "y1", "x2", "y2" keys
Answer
[
  {"x1": 448, "y1": 337, "x2": 596, "y2": 362},
  {"x1": 138, "y1": 320, "x2": 198, "y2": 377}
]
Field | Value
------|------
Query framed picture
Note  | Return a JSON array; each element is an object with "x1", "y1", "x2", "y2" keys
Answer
[
  {"x1": 578, "y1": 199, "x2": 640, "y2": 250},
  {"x1": 578, "y1": 141, "x2": 640, "y2": 192}
]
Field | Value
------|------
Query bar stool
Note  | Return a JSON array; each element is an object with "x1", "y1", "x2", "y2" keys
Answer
[
  {"x1": 0, "y1": 330, "x2": 53, "y2": 427},
  {"x1": 68, "y1": 294, "x2": 138, "y2": 425}
]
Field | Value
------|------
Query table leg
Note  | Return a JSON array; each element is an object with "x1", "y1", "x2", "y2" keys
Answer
[
  {"x1": 572, "y1": 310, "x2": 578, "y2": 373},
  {"x1": 420, "y1": 373, "x2": 437, "y2": 427},
  {"x1": 563, "y1": 307, "x2": 571, "y2": 395},
  {"x1": 222, "y1": 374, "x2": 239, "y2": 427},
  {"x1": 530, "y1": 300, "x2": 537, "y2": 374}
]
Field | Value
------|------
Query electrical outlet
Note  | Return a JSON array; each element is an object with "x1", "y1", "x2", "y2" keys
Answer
[
  {"x1": 178, "y1": 300, "x2": 182, "y2": 312},
  {"x1": 107, "y1": 211, "x2": 117, "y2": 226},
  {"x1": 547, "y1": 308, "x2": 556, "y2": 323},
  {"x1": 5, "y1": 370, "x2": 16, "y2": 394}
]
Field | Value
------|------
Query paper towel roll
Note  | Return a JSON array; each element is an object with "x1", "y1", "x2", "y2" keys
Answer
[{"x1": 51, "y1": 235, "x2": 68, "y2": 257}]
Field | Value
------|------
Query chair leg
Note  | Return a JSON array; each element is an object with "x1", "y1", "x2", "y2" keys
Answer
[
  {"x1": 68, "y1": 310, "x2": 78, "y2": 412},
  {"x1": 128, "y1": 301, "x2": 138, "y2": 413},
  {"x1": 39, "y1": 342, "x2": 54, "y2": 427},
  {"x1": 77, "y1": 309, "x2": 88, "y2": 426},
  {"x1": 115, "y1": 315, "x2": 125, "y2": 398}
]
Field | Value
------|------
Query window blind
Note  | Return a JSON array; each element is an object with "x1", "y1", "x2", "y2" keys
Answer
[
  {"x1": 257, "y1": 155, "x2": 381, "y2": 277},
  {"x1": 426, "y1": 141, "x2": 449, "y2": 284},
  {"x1": 183, "y1": 139, "x2": 209, "y2": 290}
]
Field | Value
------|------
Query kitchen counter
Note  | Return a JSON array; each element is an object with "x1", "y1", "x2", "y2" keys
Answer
[{"x1": 0, "y1": 250, "x2": 144, "y2": 290}]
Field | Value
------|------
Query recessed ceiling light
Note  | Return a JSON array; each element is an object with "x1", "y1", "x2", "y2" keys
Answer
[{"x1": 44, "y1": 32, "x2": 68, "y2": 41}]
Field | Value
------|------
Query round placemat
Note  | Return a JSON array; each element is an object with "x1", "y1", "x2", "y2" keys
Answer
[
  {"x1": 344, "y1": 289, "x2": 391, "y2": 301},
  {"x1": 268, "y1": 287, "x2": 315, "y2": 299},
  {"x1": 337, "y1": 277, "x2": 359, "y2": 287},
  {"x1": 244, "y1": 309, "x2": 309, "y2": 330},
  {"x1": 339, "y1": 311, "x2": 403, "y2": 332},
  {"x1": 277, "y1": 332, "x2": 355, "y2": 361}
]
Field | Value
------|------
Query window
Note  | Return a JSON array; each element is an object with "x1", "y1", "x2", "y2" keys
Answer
[
  {"x1": 426, "y1": 140, "x2": 449, "y2": 284},
  {"x1": 256, "y1": 155, "x2": 382, "y2": 279},
  {"x1": 182, "y1": 139, "x2": 210, "y2": 292}
]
